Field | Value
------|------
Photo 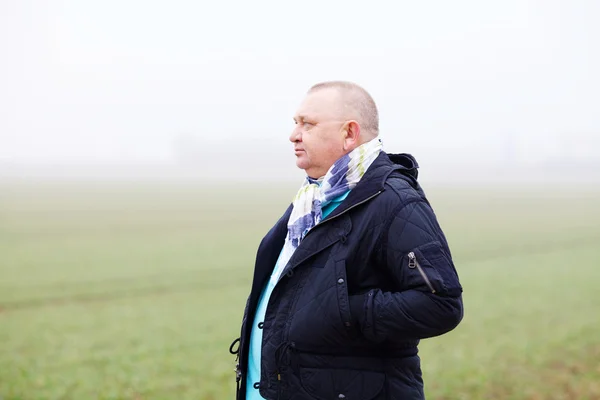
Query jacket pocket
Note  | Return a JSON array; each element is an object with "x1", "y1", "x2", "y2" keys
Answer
[
  {"x1": 405, "y1": 241, "x2": 462, "y2": 296},
  {"x1": 299, "y1": 367, "x2": 385, "y2": 400},
  {"x1": 333, "y1": 259, "x2": 353, "y2": 329}
]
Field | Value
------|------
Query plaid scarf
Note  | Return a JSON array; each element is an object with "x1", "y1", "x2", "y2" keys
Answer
[{"x1": 270, "y1": 138, "x2": 383, "y2": 284}]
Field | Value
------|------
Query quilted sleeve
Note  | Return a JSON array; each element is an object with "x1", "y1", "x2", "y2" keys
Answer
[{"x1": 352, "y1": 200, "x2": 464, "y2": 343}]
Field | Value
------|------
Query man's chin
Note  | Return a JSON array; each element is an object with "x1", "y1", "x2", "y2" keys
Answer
[{"x1": 295, "y1": 159, "x2": 308, "y2": 171}]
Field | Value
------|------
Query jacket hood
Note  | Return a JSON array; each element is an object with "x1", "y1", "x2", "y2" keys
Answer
[
  {"x1": 363, "y1": 152, "x2": 420, "y2": 191},
  {"x1": 387, "y1": 153, "x2": 419, "y2": 177}
]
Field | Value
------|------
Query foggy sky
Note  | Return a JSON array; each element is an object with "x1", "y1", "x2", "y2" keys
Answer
[{"x1": 1, "y1": 0, "x2": 599, "y2": 181}]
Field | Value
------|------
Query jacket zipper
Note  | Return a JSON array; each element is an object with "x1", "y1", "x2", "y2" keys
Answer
[
  {"x1": 302, "y1": 190, "x2": 383, "y2": 241},
  {"x1": 277, "y1": 372, "x2": 282, "y2": 400},
  {"x1": 408, "y1": 252, "x2": 436, "y2": 293}
]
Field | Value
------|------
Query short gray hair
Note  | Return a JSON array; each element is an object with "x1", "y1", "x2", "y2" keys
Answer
[{"x1": 308, "y1": 81, "x2": 379, "y2": 136}]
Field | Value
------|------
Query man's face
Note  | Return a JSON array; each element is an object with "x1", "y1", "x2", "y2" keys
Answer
[{"x1": 290, "y1": 89, "x2": 347, "y2": 179}]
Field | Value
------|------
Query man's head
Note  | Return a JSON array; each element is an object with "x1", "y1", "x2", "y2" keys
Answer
[{"x1": 290, "y1": 81, "x2": 379, "y2": 179}]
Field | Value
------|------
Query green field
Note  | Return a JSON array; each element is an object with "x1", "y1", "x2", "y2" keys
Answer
[{"x1": 1, "y1": 181, "x2": 599, "y2": 400}]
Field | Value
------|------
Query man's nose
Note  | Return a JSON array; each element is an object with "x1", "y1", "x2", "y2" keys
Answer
[{"x1": 289, "y1": 126, "x2": 301, "y2": 143}]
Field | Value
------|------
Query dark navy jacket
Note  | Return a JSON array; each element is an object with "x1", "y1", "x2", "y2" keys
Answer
[{"x1": 230, "y1": 152, "x2": 464, "y2": 399}]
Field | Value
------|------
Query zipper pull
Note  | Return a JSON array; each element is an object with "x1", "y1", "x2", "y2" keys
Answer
[
  {"x1": 408, "y1": 252, "x2": 417, "y2": 268},
  {"x1": 234, "y1": 362, "x2": 242, "y2": 386}
]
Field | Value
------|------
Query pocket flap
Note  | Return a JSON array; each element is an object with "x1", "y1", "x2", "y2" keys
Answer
[
  {"x1": 413, "y1": 241, "x2": 462, "y2": 296},
  {"x1": 300, "y1": 367, "x2": 385, "y2": 400}
]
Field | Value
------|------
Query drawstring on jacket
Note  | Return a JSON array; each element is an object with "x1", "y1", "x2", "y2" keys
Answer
[{"x1": 229, "y1": 337, "x2": 242, "y2": 396}]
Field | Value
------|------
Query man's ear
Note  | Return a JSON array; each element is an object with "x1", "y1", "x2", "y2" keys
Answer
[{"x1": 342, "y1": 120, "x2": 361, "y2": 151}]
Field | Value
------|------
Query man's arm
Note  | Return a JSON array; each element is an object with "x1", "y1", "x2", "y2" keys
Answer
[{"x1": 350, "y1": 199, "x2": 464, "y2": 343}]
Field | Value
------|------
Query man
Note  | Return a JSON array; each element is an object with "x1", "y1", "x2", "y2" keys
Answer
[{"x1": 230, "y1": 81, "x2": 464, "y2": 399}]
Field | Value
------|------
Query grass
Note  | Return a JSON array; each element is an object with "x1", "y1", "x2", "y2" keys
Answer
[{"x1": 0, "y1": 181, "x2": 599, "y2": 399}]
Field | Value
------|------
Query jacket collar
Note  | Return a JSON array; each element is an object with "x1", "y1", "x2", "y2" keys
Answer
[{"x1": 321, "y1": 151, "x2": 419, "y2": 221}]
